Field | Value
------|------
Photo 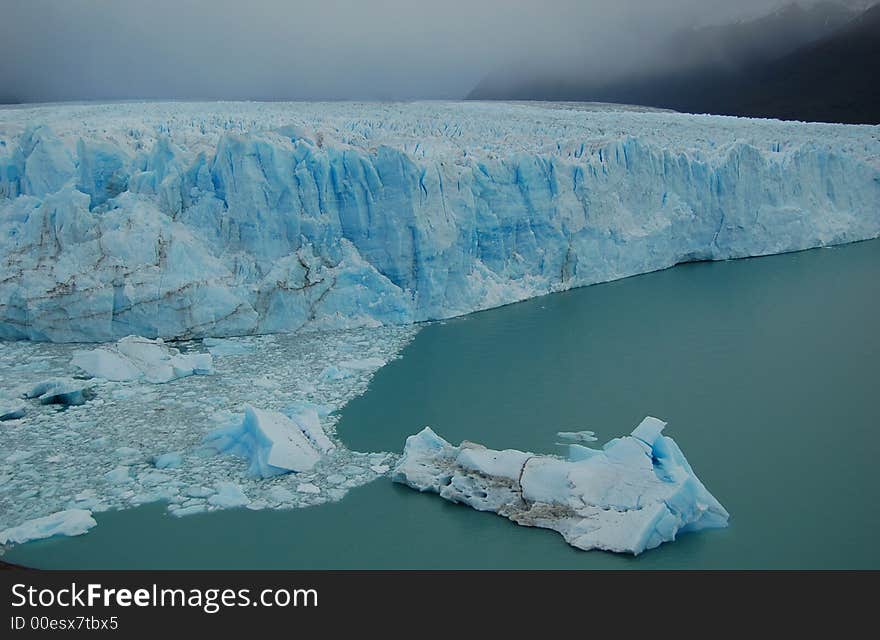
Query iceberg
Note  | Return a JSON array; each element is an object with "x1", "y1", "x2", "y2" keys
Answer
[
  {"x1": 72, "y1": 335, "x2": 213, "y2": 383},
  {"x1": 207, "y1": 482, "x2": 250, "y2": 508},
  {"x1": 0, "y1": 102, "x2": 876, "y2": 343},
  {"x1": 0, "y1": 403, "x2": 26, "y2": 421},
  {"x1": 203, "y1": 337, "x2": 254, "y2": 357},
  {"x1": 0, "y1": 509, "x2": 96, "y2": 545},
  {"x1": 204, "y1": 405, "x2": 330, "y2": 478},
  {"x1": 392, "y1": 417, "x2": 729, "y2": 555},
  {"x1": 25, "y1": 377, "x2": 95, "y2": 406}
]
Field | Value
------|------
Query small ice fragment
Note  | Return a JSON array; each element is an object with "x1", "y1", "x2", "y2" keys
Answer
[
  {"x1": 153, "y1": 452, "x2": 183, "y2": 469},
  {"x1": 183, "y1": 485, "x2": 214, "y2": 498},
  {"x1": 0, "y1": 404, "x2": 26, "y2": 421},
  {"x1": 72, "y1": 335, "x2": 213, "y2": 383},
  {"x1": 114, "y1": 447, "x2": 142, "y2": 464},
  {"x1": 26, "y1": 378, "x2": 95, "y2": 406},
  {"x1": 556, "y1": 430, "x2": 598, "y2": 443},
  {"x1": 208, "y1": 482, "x2": 249, "y2": 508},
  {"x1": 267, "y1": 486, "x2": 296, "y2": 503},
  {"x1": 104, "y1": 467, "x2": 131, "y2": 483},
  {"x1": 203, "y1": 337, "x2": 254, "y2": 357},
  {"x1": 320, "y1": 365, "x2": 352, "y2": 381},
  {"x1": 171, "y1": 504, "x2": 207, "y2": 518},
  {"x1": 296, "y1": 483, "x2": 321, "y2": 494}
]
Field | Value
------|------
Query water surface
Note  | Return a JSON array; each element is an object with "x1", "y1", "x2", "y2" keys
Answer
[{"x1": 7, "y1": 240, "x2": 879, "y2": 569}]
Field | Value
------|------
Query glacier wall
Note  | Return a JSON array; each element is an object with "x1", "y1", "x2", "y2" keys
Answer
[{"x1": 1, "y1": 101, "x2": 878, "y2": 342}]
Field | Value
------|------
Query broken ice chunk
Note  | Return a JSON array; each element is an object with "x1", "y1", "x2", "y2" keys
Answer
[
  {"x1": 104, "y1": 467, "x2": 131, "y2": 483},
  {"x1": 392, "y1": 417, "x2": 729, "y2": 555},
  {"x1": 287, "y1": 403, "x2": 335, "y2": 453},
  {"x1": 25, "y1": 378, "x2": 95, "y2": 406},
  {"x1": 203, "y1": 337, "x2": 255, "y2": 357},
  {"x1": 320, "y1": 365, "x2": 352, "y2": 381},
  {"x1": 556, "y1": 430, "x2": 598, "y2": 443},
  {"x1": 72, "y1": 335, "x2": 213, "y2": 383},
  {"x1": 0, "y1": 403, "x2": 26, "y2": 421},
  {"x1": 204, "y1": 405, "x2": 328, "y2": 478},
  {"x1": 153, "y1": 452, "x2": 183, "y2": 469},
  {"x1": 0, "y1": 509, "x2": 97, "y2": 545},
  {"x1": 208, "y1": 482, "x2": 249, "y2": 508},
  {"x1": 296, "y1": 483, "x2": 321, "y2": 494}
]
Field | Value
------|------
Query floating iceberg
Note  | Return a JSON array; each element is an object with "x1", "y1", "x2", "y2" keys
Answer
[
  {"x1": 25, "y1": 378, "x2": 95, "y2": 406},
  {"x1": 203, "y1": 337, "x2": 255, "y2": 357},
  {"x1": 0, "y1": 509, "x2": 96, "y2": 545},
  {"x1": 207, "y1": 482, "x2": 250, "y2": 508},
  {"x1": 0, "y1": 403, "x2": 26, "y2": 421},
  {"x1": 1, "y1": 102, "x2": 877, "y2": 343},
  {"x1": 72, "y1": 335, "x2": 212, "y2": 383},
  {"x1": 392, "y1": 417, "x2": 729, "y2": 555},
  {"x1": 204, "y1": 404, "x2": 332, "y2": 478}
]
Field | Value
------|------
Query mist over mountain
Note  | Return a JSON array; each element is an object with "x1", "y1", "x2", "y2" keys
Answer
[{"x1": 469, "y1": 1, "x2": 880, "y2": 124}]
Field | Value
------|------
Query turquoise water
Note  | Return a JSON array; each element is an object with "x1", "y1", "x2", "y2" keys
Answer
[{"x1": 6, "y1": 240, "x2": 880, "y2": 569}]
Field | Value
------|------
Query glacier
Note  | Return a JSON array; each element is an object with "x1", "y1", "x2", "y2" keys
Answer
[
  {"x1": 1, "y1": 101, "x2": 877, "y2": 343},
  {"x1": 392, "y1": 417, "x2": 729, "y2": 555}
]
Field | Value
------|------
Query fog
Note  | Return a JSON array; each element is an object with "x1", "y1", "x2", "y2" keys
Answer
[{"x1": 0, "y1": 0, "x2": 847, "y2": 103}]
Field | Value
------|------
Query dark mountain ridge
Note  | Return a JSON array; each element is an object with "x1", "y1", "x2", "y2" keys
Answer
[{"x1": 468, "y1": 2, "x2": 880, "y2": 124}]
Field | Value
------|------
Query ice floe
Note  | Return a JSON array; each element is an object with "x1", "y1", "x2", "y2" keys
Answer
[
  {"x1": 204, "y1": 405, "x2": 326, "y2": 477},
  {"x1": 392, "y1": 417, "x2": 729, "y2": 555},
  {"x1": 0, "y1": 509, "x2": 96, "y2": 545},
  {"x1": 72, "y1": 335, "x2": 213, "y2": 383},
  {"x1": 25, "y1": 378, "x2": 95, "y2": 406}
]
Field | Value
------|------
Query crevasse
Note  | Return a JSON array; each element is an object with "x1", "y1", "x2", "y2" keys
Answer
[{"x1": 1, "y1": 101, "x2": 878, "y2": 342}]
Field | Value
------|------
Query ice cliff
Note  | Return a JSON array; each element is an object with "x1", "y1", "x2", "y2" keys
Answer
[
  {"x1": 1, "y1": 101, "x2": 878, "y2": 342},
  {"x1": 392, "y1": 417, "x2": 729, "y2": 555}
]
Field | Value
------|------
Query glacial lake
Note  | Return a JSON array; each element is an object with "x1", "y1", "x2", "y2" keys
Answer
[{"x1": 5, "y1": 239, "x2": 879, "y2": 569}]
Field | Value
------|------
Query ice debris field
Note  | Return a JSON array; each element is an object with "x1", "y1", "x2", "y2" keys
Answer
[
  {"x1": 0, "y1": 327, "x2": 416, "y2": 545},
  {"x1": 0, "y1": 100, "x2": 877, "y2": 553}
]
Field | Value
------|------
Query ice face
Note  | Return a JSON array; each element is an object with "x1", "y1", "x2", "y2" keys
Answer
[
  {"x1": 0, "y1": 326, "x2": 417, "y2": 543},
  {"x1": 0, "y1": 102, "x2": 877, "y2": 343},
  {"x1": 392, "y1": 417, "x2": 729, "y2": 555}
]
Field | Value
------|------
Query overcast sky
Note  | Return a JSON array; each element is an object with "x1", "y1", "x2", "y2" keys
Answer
[{"x1": 0, "y1": 0, "x2": 851, "y2": 103}]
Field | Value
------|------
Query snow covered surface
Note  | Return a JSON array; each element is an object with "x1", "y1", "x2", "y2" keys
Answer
[
  {"x1": 72, "y1": 335, "x2": 212, "y2": 382},
  {"x1": 1, "y1": 101, "x2": 877, "y2": 342},
  {"x1": 392, "y1": 417, "x2": 729, "y2": 555},
  {"x1": 0, "y1": 326, "x2": 416, "y2": 545}
]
